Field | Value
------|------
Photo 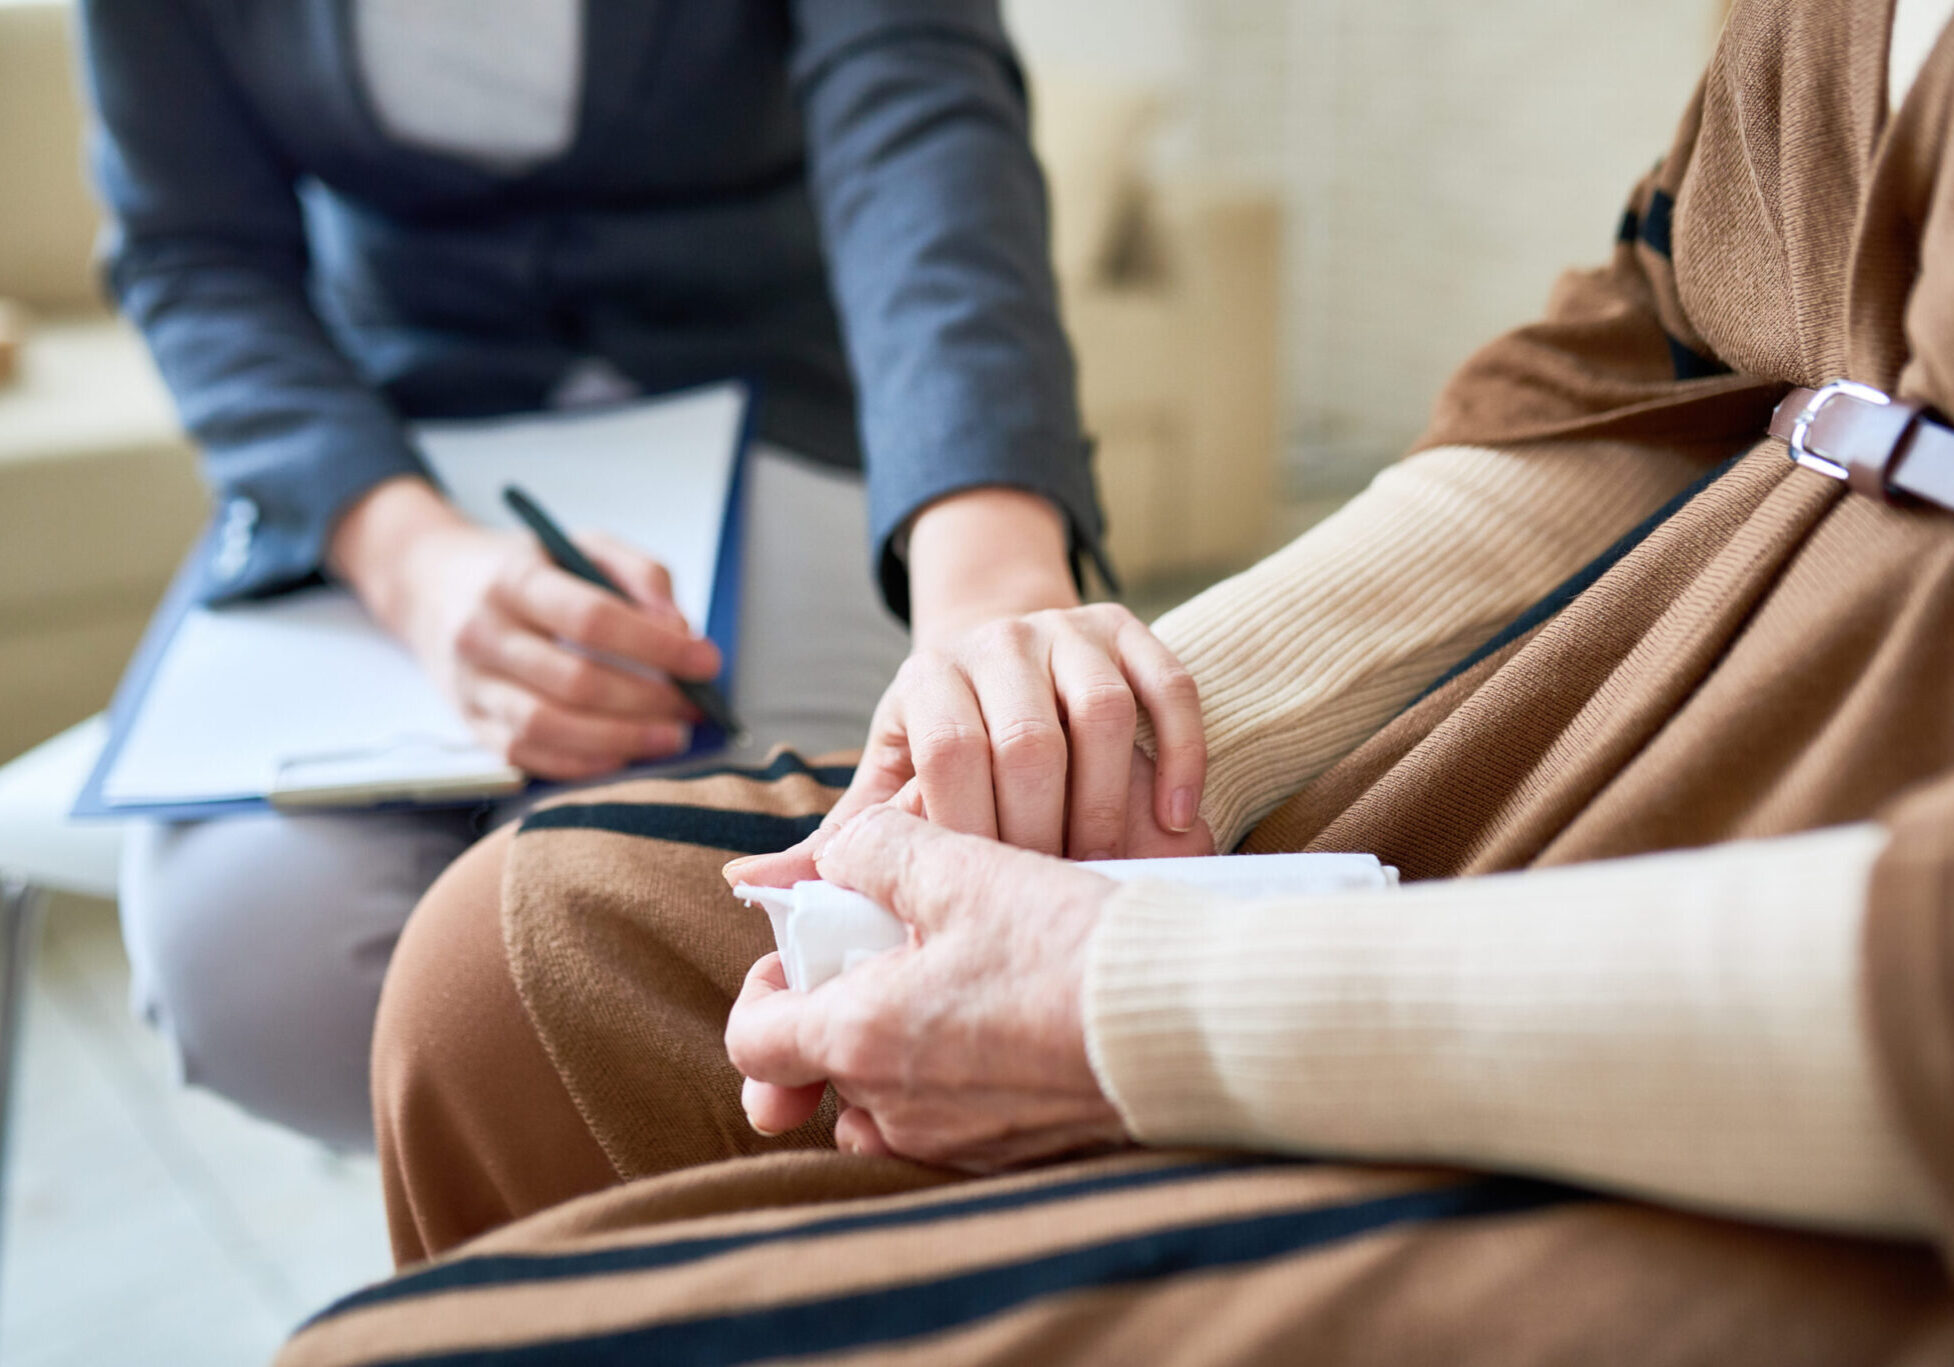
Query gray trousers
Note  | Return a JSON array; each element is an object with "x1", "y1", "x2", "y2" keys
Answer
[{"x1": 120, "y1": 449, "x2": 909, "y2": 1149}]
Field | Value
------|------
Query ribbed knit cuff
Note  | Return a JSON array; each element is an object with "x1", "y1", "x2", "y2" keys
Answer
[
  {"x1": 1082, "y1": 830, "x2": 1937, "y2": 1237},
  {"x1": 1082, "y1": 879, "x2": 1271, "y2": 1145}
]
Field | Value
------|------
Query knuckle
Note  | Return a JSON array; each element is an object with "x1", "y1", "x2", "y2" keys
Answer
[
  {"x1": 564, "y1": 598, "x2": 609, "y2": 645},
  {"x1": 826, "y1": 1011, "x2": 890, "y2": 1082},
  {"x1": 1080, "y1": 602, "x2": 1134, "y2": 636},
  {"x1": 911, "y1": 721, "x2": 988, "y2": 771},
  {"x1": 896, "y1": 650, "x2": 945, "y2": 685},
  {"x1": 510, "y1": 701, "x2": 550, "y2": 747},
  {"x1": 496, "y1": 554, "x2": 544, "y2": 602},
  {"x1": 1068, "y1": 681, "x2": 1137, "y2": 731},
  {"x1": 990, "y1": 717, "x2": 1065, "y2": 772},
  {"x1": 455, "y1": 611, "x2": 497, "y2": 662},
  {"x1": 1155, "y1": 665, "x2": 1200, "y2": 706},
  {"x1": 559, "y1": 659, "x2": 608, "y2": 708},
  {"x1": 982, "y1": 618, "x2": 1037, "y2": 652}
]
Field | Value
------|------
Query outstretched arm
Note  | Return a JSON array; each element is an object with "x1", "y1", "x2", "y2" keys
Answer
[
  {"x1": 789, "y1": 1, "x2": 1203, "y2": 855},
  {"x1": 725, "y1": 808, "x2": 1935, "y2": 1240}
]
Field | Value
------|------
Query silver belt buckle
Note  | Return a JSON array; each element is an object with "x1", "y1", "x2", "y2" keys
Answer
[{"x1": 1786, "y1": 379, "x2": 1887, "y2": 481}]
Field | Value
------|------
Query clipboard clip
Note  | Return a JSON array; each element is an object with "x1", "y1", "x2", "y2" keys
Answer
[{"x1": 270, "y1": 735, "x2": 525, "y2": 810}]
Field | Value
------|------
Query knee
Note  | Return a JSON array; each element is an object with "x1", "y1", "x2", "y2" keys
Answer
[
  {"x1": 371, "y1": 823, "x2": 520, "y2": 1141},
  {"x1": 119, "y1": 814, "x2": 454, "y2": 1148},
  {"x1": 374, "y1": 823, "x2": 620, "y2": 1263}
]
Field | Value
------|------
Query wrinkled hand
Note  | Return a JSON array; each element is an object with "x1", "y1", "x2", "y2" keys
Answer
[
  {"x1": 724, "y1": 806, "x2": 1132, "y2": 1171},
  {"x1": 401, "y1": 524, "x2": 719, "y2": 779},
  {"x1": 830, "y1": 603, "x2": 1205, "y2": 860},
  {"x1": 727, "y1": 745, "x2": 1215, "y2": 891}
]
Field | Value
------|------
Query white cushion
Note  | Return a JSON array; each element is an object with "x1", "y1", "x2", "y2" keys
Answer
[{"x1": 0, "y1": 715, "x2": 124, "y2": 899}]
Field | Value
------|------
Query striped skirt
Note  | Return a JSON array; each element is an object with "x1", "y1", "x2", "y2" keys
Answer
[{"x1": 283, "y1": 1147, "x2": 1949, "y2": 1365}]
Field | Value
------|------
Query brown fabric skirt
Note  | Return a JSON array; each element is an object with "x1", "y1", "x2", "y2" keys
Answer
[
  {"x1": 372, "y1": 754, "x2": 855, "y2": 1264},
  {"x1": 352, "y1": 748, "x2": 1954, "y2": 1365},
  {"x1": 288, "y1": 1145, "x2": 1953, "y2": 1367}
]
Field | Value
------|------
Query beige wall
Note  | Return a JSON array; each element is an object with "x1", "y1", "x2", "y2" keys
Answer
[{"x1": 1006, "y1": 0, "x2": 1724, "y2": 492}]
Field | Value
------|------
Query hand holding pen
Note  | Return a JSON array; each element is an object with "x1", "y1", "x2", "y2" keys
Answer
[
  {"x1": 331, "y1": 474, "x2": 727, "y2": 781},
  {"x1": 503, "y1": 485, "x2": 747, "y2": 745}
]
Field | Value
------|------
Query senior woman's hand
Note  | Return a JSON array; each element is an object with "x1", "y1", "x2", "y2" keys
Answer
[{"x1": 723, "y1": 806, "x2": 1132, "y2": 1172}]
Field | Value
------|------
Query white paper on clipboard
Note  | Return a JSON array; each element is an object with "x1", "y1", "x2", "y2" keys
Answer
[{"x1": 94, "y1": 383, "x2": 746, "y2": 813}]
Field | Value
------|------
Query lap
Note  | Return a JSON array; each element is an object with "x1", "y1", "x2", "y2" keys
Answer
[
  {"x1": 374, "y1": 750, "x2": 861, "y2": 1260},
  {"x1": 500, "y1": 753, "x2": 859, "y2": 1177},
  {"x1": 120, "y1": 803, "x2": 482, "y2": 1146},
  {"x1": 283, "y1": 1150, "x2": 1954, "y2": 1367}
]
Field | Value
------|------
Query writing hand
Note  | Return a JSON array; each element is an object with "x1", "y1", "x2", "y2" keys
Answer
[{"x1": 333, "y1": 478, "x2": 718, "y2": 780}]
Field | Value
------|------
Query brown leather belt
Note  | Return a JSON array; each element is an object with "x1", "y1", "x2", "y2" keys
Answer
[{"x1": 1768, "y1": 380, "x2": 1954, "y2": 513}]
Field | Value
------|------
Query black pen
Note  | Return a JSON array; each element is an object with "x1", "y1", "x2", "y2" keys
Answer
[{"x1": 502, "y1": 484, "x2": 747, "y2": 745}]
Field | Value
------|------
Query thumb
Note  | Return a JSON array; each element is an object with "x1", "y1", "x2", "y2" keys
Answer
[{"x1": 722, "y1": 823, "x2": 830, "y2": 890}]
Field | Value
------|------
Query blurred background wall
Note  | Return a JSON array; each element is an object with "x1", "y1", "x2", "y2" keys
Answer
[{"x1": 1005, "y1": 0, "x2": 1725, "y2": 495}]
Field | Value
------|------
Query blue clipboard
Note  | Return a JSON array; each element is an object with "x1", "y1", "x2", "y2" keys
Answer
[{"x1": 73, "y1": 380, "x2": 757, "y2": 821}]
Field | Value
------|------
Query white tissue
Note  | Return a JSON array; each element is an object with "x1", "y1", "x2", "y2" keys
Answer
[
  {"x1": 731, "y1": 880, "x2": 911, "y2": 992},
  {"x1": 734, "y1": 851, "x2": 1398, "y2": 992}
]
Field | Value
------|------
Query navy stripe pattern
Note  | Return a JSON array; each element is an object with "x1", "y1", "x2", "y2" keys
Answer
[
  {"x1": 312, "y1": 1158, "x2": 1286, "y2": 1325},
  {"x1": 516, "y1": 752, "x2": 856, "y2": 854},
  {"x1": 521, "y1": 802, "x2": 828, "y2": 854},
  {"x1": 348, "y1": 1174, "x2": 1586, "y2": 1367}
]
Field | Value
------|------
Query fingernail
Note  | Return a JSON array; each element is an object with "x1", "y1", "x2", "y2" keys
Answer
[
  {"x1": 1083, "y1": 849, "x2": 1114, "y2": 864},
  {"x1": 805, "y1": 823, "x2": 838, "y2": 860},
  {"x1": 743, "y1": 1079, "x2": 785, "y2": 1136},
  {"x1": 1169, "y1": 787, "x2": 1198, "y2": 833},
  {"x1": 723, "y1": 853, "x2": 760, "y2": 878},
  {"x1": 649, "y1": 722, "x2": 692, "y2": 754}
]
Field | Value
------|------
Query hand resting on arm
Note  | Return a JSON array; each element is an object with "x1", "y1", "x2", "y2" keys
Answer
[{"x1": 814, "y1": 486, "x2": 1209, "y2": 861}]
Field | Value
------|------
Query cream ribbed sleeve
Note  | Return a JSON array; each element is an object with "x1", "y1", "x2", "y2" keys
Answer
[
  {"x1": 1148, "y1": 442, "x2": 1706, "y2": 850},
  {"x1": 1084, "y1": 825, "x2": 1937, "y2": 1238}
]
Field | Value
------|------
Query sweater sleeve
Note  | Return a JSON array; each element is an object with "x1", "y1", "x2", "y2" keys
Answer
[
  {"x1": 80, "y1": 0, "x2": 432, "y2": 602},
  {"x1": 788, "y1": 0, "x2": 1105, "y2": 620},
  {"x1": 1147, "y1": 440, "x2": 1709, "y2": 850},
  {"x1": 1084, "y1": 824, "x2": 1938, "y2": 1239}
]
